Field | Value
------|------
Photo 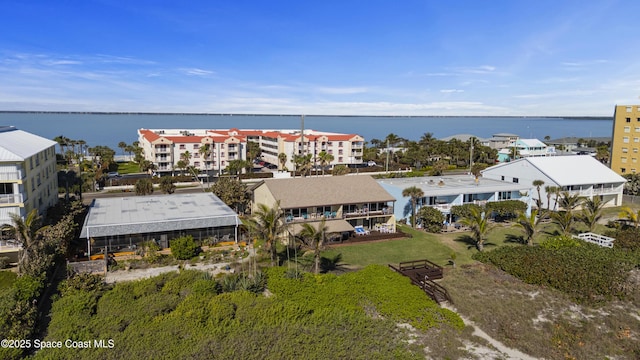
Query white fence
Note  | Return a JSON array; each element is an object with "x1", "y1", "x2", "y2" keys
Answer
[{"x1": 573, "y1": 232, "x2": 615, "y2": 248}]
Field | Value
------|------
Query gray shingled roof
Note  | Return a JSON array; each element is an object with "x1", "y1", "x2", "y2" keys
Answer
[
  {"x1": 80, "y1": 193, "x2": 239, "y2": 238},
  {"x1": 261, "y1": 176, "x2": 395, "y2": 208}
]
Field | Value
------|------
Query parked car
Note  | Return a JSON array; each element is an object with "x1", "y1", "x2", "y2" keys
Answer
[
  {"x1": 107, "y1": 171, "x2": 121, "y2": 178},
  {"x1": 367, "y1": 161, "x2": 377, "y2": 167}
]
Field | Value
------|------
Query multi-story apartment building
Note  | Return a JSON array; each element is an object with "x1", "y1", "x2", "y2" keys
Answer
[
  {"x1": 245, "y1": 129, "x2": 364, "y2": 170},
  {"x1": 610, "y1": 105, "x2": 640, "y2": 175},
  {"x1": 0, "y1": 126, "x2": 58, "y2": 225},
  {"x1": 138, "y1": 128, "x2": 365, "y2": 175},
  {"x1": 138, "y1": 129, "x2": 248, "y2": 175}
]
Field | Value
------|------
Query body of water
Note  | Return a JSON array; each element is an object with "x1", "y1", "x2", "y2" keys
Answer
[{"x1": 0, "y1": 112, "x2": 613, "y2": 151}]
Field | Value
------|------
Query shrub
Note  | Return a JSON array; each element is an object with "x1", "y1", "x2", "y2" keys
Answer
[
  {"x1": 170, "y1": 235, "x2": 199, "y2": 260},
  {"x1": 0, "y1": 256, "x2": 10, "y2": 269},
  {"x1": 473, "y1": 244, "x2": 640, "y2": 304},
  {"x1": 486, "y1": 200, "x2": 527, "y2": 221},
  {"x1": 418, "y1": 206, "x2": 445, "y2": 233}
]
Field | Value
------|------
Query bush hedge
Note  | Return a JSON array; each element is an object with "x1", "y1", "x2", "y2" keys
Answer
[
  {"x1": 35, "y1": 265, "x2": 463, "y2": 359},
  {"x1": 473, "y1": 241, "x2": 640, "y2": 304},
  {"x1": 170, "y1": 235, "x2": 199, "y2": 260}
]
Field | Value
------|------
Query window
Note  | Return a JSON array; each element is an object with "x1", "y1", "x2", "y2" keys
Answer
[
  {"x1": 622, "y1": 157, "x2": 628, "y2": 163},
  {"x1": 622, "y1": 168, "x2": 627, "y2": 173},
  {"x1": 512, "y1": 177, "x2": 519, "y2": 183},
  {"x1": 501, "y1": 176, "x2": 505, "y2": 181},
  {"x1": 635, "y1": 138, "x2": 640, "y2": 143},
  {"x1": 627, "y1": 117, "x2": 632, "y2": 122},
  {"x1": 338, "y1": 157, "x2": 343, "y2": 162},
  {"x1": 623, "y1": 147, "x2": 629, "y2": 153},
  {"x1": 194, "y1": 153, "x2": 200, "y2": 158},
  {"x1": 625, "y1": 126, "x2": 631, "y2": 133},
  {"x1": 626, "y1": 106, "x2": 632, "y2": 112},
  {"x1": 338, "y1": 142, "x2": 343, "y2": 147},
  {"x1": 179, "y1": 144, "x2": 186, "y2": 150},
  {"x1": 193, "y1": 144, "x2": 199, "y2": 149},
  {"x1": 633, "y1": 158, "x2": 638, "y2": 163},
  {"x1": 634, "y1": 148, "x2": 639, "y2": 153},
  {"x1": 624, "y1": 137, "x2": 630, "y2": 143},
  {"x1": 498, "y1": 191, "x2": 512, "y2": 200},
  {"x1": 194, "y1": 161, "x2": 200, "y2": 167}
]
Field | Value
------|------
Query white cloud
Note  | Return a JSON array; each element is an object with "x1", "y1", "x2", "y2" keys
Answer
[
  {"x1": 316, "y1": 86, "x2": 369, "y2": 95},
  {"x1": 440, "y1": 89, "x2": 464, "y2": 93},
  {"x1": 180, "y1": 68, "x2": 215, "y2": 76}
]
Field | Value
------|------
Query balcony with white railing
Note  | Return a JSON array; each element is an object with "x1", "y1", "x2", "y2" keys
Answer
[
  {"x1": 0, "y1": 171, "x2": 24, "y2": 181},
  {"x1": 0, "y1": 193, "x2": 23, "y2": 204}
]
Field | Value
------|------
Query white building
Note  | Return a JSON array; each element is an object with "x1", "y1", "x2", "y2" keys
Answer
[
  {"x1": 481, "y1": 156, "x2": 626, "y2": 209},
  {"x1": 497, "y1": 138, "x2": 556, "y2": 162},
  {"x1": 378, "y1": 175, "x2": 530, "y2": 222},
  {"x1": 0, "y1": 126, "x2": 58, "y2": 224},
  {"x1": 138, "y1": 129, "x2": 248, "y2": 175}
]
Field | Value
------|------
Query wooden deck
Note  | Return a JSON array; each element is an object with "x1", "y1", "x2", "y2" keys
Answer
[{"x1": 389, "y1": 259, "x2": 452, "y2": 304}]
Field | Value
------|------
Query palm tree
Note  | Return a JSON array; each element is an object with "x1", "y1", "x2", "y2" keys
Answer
[
  {"x1": 199, "y1": 143, "x2": 212, "y2": 170},
  {"x1": 159, "y1": 176, "x2": 176, "y2": 194},
  {"x1": 459, "y1": 207, "x2": 494, "y2": 251},
  {"x1": 516, "y1": 209, "x2": 543, "y2": 246},
  {"x1": 557, "y1": 191, "x2": 584, "y2": 212},
  {"x1": 618, "y1": 206, "x2": 640, "y2": 228},
  {"x1": 53, "y1": 135, "x2": 69, "y2": 156},
  {"x1": 402, "y1": 186, "x2": 424, "y2": 228},
  {"x1": 278, "y1": 152, "x2": 287, "y2": 172},
  {"x1": 544, "y1": 186, "x2": 557, "y2": 211},
  {"x1": 242, "y1": 202, "x2": 288, "y2": 266},
  {"x1": 551, "y1": 191, "x2": 584, "y2": 235},
  {"x1": 532, "y1": 180, "x2": 545, "y2": 209},
  {"x1": 317, "y1": 151, "x2": 334, "y2": 176},
  {"x1": 1, "y1": 209, "x2": 43, "y2": 274},
  {"x1": 293, "y1": 154, "x2": 313, "y2": 177},
  {"x1": 134, "y1": 178, "x2": 154, "y2": 195},
  {"x1": 580, "y1": 197, "x2": 604, "y2": 232},
  {"x1": 180, "y1": 151, "x2": 192, "y2": 165},
  {"x1": 299, "y1": 219, "x2": 328, "y2": 274},
  {"x1": 118, "y1": 141, "x2": 128, "y2": 155}
]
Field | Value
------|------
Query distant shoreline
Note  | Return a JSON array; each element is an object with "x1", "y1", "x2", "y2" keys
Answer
[{"x1": 0, "y1": 110, "x2": 612, "y2": 120}]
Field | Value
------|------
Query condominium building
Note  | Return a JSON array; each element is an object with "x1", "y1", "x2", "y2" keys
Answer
[
  {"x1": 244, "y1": 129, "x2": 364, "y2": 170},
  {"x1": 0, "y1": 126, "x2": 58, "y2": 224},
  {"x1": 138, "y1": 128, "x2": 364, "y2": 174},
  {"x1": 610, "y1": 105, "x2": 640, "y2": 175},
  {"x1": 137, "y1": 129, "x2": 248, "y2": 175}
]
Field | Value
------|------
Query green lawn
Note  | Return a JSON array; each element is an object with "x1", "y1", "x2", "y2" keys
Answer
[
  {"x1": 323, "y1": 222, "x2": 560, "y2": 269},
  {"x1": 116, "y1": 162, "x2": 141, "y2": 174}
]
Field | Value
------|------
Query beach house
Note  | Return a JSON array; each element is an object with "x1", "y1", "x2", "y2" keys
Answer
[
  {"x1": 481, "y1": 156, "x2": 626, "y2": 209},
  {"x1": 250, "y1": 176, "x2": 396, "y2": 238},
  {"x1": 377, "y1": 175, "x2": 530, "y2": 223}
]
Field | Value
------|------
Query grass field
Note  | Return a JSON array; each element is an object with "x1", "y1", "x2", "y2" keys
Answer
[
  {"x1": 116, "y1": 162, "x2": 141, "y2": 174},
  {"x1": 324, "y1": 222, "x2": 541, "y2": 269}
]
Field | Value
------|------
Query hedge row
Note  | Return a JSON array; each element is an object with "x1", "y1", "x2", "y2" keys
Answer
[
  {"x1": 473, "y1": 238, "x2": 640, "y2": 304},
  {"x1": 35, "y1": 266, "x2": 463, "y2": 359}
]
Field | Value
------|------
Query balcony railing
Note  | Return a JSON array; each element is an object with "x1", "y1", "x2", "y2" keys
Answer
[
  {"x1": 0, "y1": 194, "x2": 23, "y2": 204},
  {"x1": 0, "y1": 171, "x2": 23, "y2": 181}
]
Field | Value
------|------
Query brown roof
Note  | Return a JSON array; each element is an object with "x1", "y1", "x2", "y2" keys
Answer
[{"x1": 261, "y1": 176, "x2": 395, "y2": 209}]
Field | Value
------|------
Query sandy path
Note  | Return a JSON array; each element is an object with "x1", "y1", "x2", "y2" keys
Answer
[
  {"x1": 442, "y1": 304, "x2": 539, "y2": 360},
  {"x1": 105, "y1": 248, "x2": 256, "y2": 283}
]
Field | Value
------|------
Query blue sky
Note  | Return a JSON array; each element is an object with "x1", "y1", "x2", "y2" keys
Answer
[{"x1": 1, "y1": 0, "x2": 639, "y2": 116}]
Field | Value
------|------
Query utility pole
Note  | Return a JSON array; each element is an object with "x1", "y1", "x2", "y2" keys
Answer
[{"x1": 469, "y1": 136, "x2": 474, "y2": 175}]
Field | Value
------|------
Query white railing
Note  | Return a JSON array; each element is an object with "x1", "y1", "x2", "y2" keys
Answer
[
  {"x1": 573, "y1": 232, "x2": 615, "y2": 248},
  {"x1": 0, "y1": 194, "x2": 22, "y2": 204},
  {"x1": 0, "y1": 171, "x2": 23, "y2": 181}
]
